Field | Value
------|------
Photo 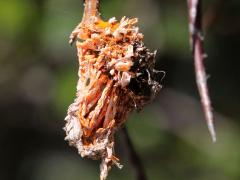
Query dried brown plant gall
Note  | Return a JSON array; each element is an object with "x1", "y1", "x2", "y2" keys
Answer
[{"x1": 64, "y1": 1, "x2": 162, "y2": 179}]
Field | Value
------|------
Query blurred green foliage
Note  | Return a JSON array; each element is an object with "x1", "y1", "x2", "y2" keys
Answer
[{"x1": 0, "y1": 0, "x2": 240, "y2": 180}]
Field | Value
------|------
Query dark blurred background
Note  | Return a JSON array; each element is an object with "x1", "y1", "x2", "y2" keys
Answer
[{"x1": 1, "y1": 0, "x2": 240, "y2": 179}]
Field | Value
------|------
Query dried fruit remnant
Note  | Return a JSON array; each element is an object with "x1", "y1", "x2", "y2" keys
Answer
[{"x1": 64, "y1": 15, "x2": 162, "y2": 180}]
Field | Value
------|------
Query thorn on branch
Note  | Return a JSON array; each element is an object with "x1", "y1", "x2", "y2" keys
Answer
[{"x1": 187, "y1": 0, "x2": 216, "y2": 142}]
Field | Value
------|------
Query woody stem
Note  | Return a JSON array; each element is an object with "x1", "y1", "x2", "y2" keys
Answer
[
  {"x1": 82, "y1": 0, "x2": 100, "y2": 24},
  {"x1": 187, "y1": 0, "x2": 216, "y2": 142},
  {"x1": 121, "y1": 127, "x2": 148, "y2": 180}
]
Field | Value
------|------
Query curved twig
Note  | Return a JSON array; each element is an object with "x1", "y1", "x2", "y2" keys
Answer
[{"x1": 187, "y1": 0, "x2": 216, "y2": 142}]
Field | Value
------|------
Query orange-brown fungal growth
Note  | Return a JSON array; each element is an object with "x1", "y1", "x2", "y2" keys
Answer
[{"x1": 64, "y1": 1, "x2": 162, "y2": 179}]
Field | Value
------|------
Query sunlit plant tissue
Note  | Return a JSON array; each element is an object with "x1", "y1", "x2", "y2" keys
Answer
[{"x1": 64, "y1": 1, "x2": 162, "y2": 179}]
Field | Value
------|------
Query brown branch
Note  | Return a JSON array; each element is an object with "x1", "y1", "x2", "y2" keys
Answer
[
  {"x1": 82, "y1": 0, "x2": 100, "y2": 25},
  {"x1": 187, "y1": 0, "x2": 216, "y2": 142},
  {"x1": 69, "y1": 0, "x2": 100, "y2": 45},
  {"x1": 121, "y1": 127, "x2": 148, "y2": 180}
]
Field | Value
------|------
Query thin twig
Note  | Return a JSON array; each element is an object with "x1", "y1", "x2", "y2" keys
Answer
[
  {"x1": 69, "y1": 0, "x2": 100, "y2": 44},
  {"x1": 187, "y1": 0, "x2": 216, "y2": 142},
  {"x1": 82, "y1": 0, "x2": 100, "y2": 24},
  {"x1": 121, "y1": 127, "x2": 148, "y2": 180}
]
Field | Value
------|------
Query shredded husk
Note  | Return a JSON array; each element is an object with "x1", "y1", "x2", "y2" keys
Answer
[{"x1": 64, "y1": 16, "x2": 162, "y2": 180}]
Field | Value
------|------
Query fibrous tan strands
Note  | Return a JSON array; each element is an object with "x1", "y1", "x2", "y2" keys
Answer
[{"x1": 64, "y1": 1, "x2": 162, "y2": 180}]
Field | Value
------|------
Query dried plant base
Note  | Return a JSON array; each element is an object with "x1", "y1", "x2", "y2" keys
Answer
[{"x1": 64, "y1": 16, "x2": 162, "y2": 180}]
